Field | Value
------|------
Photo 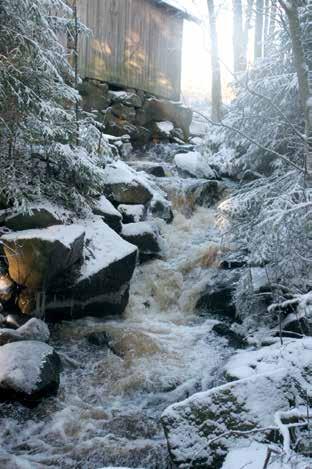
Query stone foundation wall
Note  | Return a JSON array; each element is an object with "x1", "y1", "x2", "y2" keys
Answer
[{"x1": 79, "y1": 79, "x2": 193, "y2": 147}]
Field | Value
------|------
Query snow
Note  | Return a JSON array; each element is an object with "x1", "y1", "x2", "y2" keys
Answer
[
  {"x1": 155, "y1": 0, "x2": 200, "y2": 22},
  {"x1": 95, "y1": 195, "x2": 121, "y2": 217},
  {"x1": 103, "y1": 160, "x2": 151, "y2": 189},
  {"x1": 155, "y1": 121, "x2": 174, "y2": 135},
  {"x1": 174, "y1": 151, "x2": 216, "y2": 179},
  {"x1": 122, "y1": 221, "x2": 156, "y2": 237},
  {"x1": 118, "y1": 204, "x2": 145, "y2": 222},
  {"x1": 79, "y1": 219, "x2": 137, "y2": 280},
  {"x1": 2, "y1": 224, "x2": 85, "y2": 248},
  {"x1": 0, "y1": 341, "x2": 56, "y2": 394}
]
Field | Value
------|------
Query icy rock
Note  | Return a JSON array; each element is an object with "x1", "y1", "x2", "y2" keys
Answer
[
  {"x1": 121, "y1": 222, "x2": 161, "y2": 261},
  {"x1": 92, "y1": 195, "x2": 122, "y2": 233},
  {"x1": 103, "y1": 161, "x2": 153, "y2": 205},
  {"x1": 2, "y1": 225, "x2": 85, "y2": 290},
  {"x1": 0, "y1": 340, "x2": 61, "y2": 403},
  {"x1": 0, "y1": 318, "x2": 49, "y2": 345},
  {"x1": 174, "y1": 151, "x2": 217, "y2": 179},
  {"x1": 45, "y1": 220, "x2": 138, "y2": 319},
  {"x1": 118, "y1": 204, "x2": 146, "y2": 223},
  {"x1": 162, "y1": 338, "x2": 312, "y2": 468},
  {"x1": 3, "y1": 206, "x2": 63, "y2": 231}
]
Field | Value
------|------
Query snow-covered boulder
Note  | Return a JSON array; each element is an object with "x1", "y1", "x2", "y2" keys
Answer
[
  {"x1": 118, "y1": 204, "x2": 146, "y2": 223},
  {"x1": 121, "y1": 222, "x2": 161, "y2": 261},
  {"x1": 2, "y1": 206, "x2": 63, "y2": 231},
  {"x1": 103, "y1": 161, "x2": 153, "y2": 205},
  {"x1": 0, "y1": 340, "x2": 61, "y2": 403},
  {"x1": 153, "y1": 121, "x2": 174, "y2": 140},
  {"x1": 0, "y1": 318, "x2": 49, "y2": 345},
  {"x1": 45, "y1": 220, "x2": 138, "y2": 319},
  {"x1": 162, "y1": 338, "x2": 312, "y2": 468},
  {"x1": 2, "y1": 225, "x2": 85, "y2": 290},
  {"x1": 174, "y1": 151, "x2": 217, "y2": 179},
  {"x1": 138, "y1": 98, "x2": 192, "y2": 137},
  {"x1": 108, "y1": 90, "x2": 142, "y2": 108},
  {"x1": 93, "y1": 195, "x2": 122, "y2": 233},
  {"x1": 129, "y1": 161, "x2": 166, "y2": 178}
]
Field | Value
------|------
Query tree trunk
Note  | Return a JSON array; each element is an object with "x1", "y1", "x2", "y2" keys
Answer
[
  {"x1": 263, "y1": 0, "x2": 270, "y2": 56},
  {"x1": 279, "y1": 0, "x2": 312, "y2": 183},
  {"x1": 268, "y1": 0, "x2": 277, "y2": 39},
  {"x1": 207, "y1": 0, "x2": 223, "y2": 121},
  {"x1": 254, "y1": 0, "x2": 264, "y2": 61},
  {"x1": 232, "y1": 0, "x2": 244, "y2": 73},
  {"x1": 242, "y1": 0, "x2": 254, "y2": 69}
]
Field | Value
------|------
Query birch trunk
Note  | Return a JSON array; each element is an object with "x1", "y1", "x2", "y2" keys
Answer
[{"x1": 207, "y1": 0, "x2": 223, "y2": 121}]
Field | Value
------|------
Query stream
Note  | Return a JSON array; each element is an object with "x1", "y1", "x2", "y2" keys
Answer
[{"x1": 0, "y1": 146, "x2": 234, "y2": 469}]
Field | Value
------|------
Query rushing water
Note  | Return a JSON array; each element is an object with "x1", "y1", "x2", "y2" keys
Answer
[{"x1": 0, "y1": 149, "x2": 233, "y2": 469}]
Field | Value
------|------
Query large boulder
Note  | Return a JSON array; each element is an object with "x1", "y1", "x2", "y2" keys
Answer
[
  {"x1": 2, "y1": 206, "x2": 63, "y2": 231},
  {"x1": 0, "y1": 340, "x2": 61, "y2": 403},
  {"x1": 121, "y1": 222, "x2": 161, "y2": 261},
  {"x1": 2, "y1": 225, "x2": 85, "y2": 290},
  {"x1": 137, "y1": 98, "x2": 192, "y2": 138},
  {"x1": 162, "y1": 337, "x2": 312, "y2": 468},
  {"x1": 103, "y1": 161, "x2": 153, "y2": 205},
  {"x1": 174, "y1": 151, "x2": 217, "y2": 179},
  {"x1": 111, "y1": 103, "x2": 136, "y2": 122},
  {"x1": 195, "y1": 270, "x2": 239, "y2": 318},
  {"x1": 45, "y1": 220, "x2": 138, "y2": 319},
  {"x1": 108, "y1": 90, "x2": 142, "y2": 108},
  {"x1": 118, "y1": 204, "x2": 146, "y2": 223},
  {"x1": 92, "y1": 195, "x2": 122, "y2": 233}
]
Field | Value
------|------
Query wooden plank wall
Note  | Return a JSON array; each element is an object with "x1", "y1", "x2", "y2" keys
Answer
[{"x1": 77, "y1": 0, "x2": 183, "y2": 100}]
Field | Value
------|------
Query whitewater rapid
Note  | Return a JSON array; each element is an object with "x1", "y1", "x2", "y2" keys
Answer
[{"x1": 0, "y1": 173, "x2": 232, "y2": 468}]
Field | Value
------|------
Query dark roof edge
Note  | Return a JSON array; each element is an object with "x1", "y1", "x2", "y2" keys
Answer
[{"x1": 153, "y1": 0, "x2": 201, "y2": 23}]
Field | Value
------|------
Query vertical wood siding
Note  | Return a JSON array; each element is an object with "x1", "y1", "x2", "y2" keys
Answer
[{"x1": 77, "y1": 0, "x2": 183, "y2": 100}]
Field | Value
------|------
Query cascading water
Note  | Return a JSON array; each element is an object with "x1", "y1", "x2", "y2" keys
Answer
[{"x1": 0, "y1": 147, "x2": 233, "y2": 469}]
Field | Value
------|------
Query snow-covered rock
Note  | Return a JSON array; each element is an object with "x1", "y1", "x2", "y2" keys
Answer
[
  {"x1": 162, "y1": 337, "x2": 312, "y2": 468},
  {"x1": 2, "y1": 225, "x2": 85, "y2": 290},
  {"x1": 174, "y1": 151, "x2": 217, "y2": 179},
  {"x1": 122, "y1": 221, "x2": 161, "y2": 261},
  {"x1": 148, "y1": 196, "x2": 174, "y2": 224},
  {"x1": 130, "y1": 161, "x2": 166, "y2": 178},
  {"x1": 196, "y1": 269, "x2": 239, "y2": 318},
  {"x1": 0, "y1": 318, "x2": 49, "y2": 345},
  {"x1": 93, "y1": 195, "x2": 122, "y2": 233},
  {"x1": 108, "y1": 90, "x2": 142, "y2": 108},
  {"x1": 2, "y1": 205, "x2": 63, "y2": 231},
  {"x1": 103, "y1": 161, "x2": 153, "y2": 205},
  {"x1": 0, "y1": 340, "x2": 61, "y2": 403},
  {"x1": 45, "y1": 219, "x2": 138, "y2": 319},
  {"x1": 153, "y1": 121, "x2": 174, "y2": 140},
  {"x1": 118, "y1": 204, "x2": 146, "y2": 223}
]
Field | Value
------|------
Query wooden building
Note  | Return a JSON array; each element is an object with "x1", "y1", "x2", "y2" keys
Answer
[{"x1": 76, "y1": 0, "x2": 198, "y2": 101}]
